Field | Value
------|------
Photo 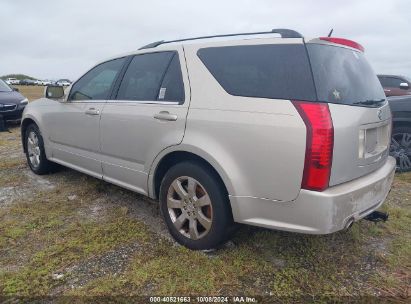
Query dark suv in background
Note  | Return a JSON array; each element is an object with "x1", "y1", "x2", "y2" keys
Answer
[
  {"x1": 378, "y1": 75, "x2": 411, "y2": 97},
  {"x1": 389, "y1": 95, "x2": 411, "y2": 172}
]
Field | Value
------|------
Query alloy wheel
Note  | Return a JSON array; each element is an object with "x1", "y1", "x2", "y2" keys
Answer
[
  {"x1": 390, "y1": 132, "x2": 411, "y2": 172},
  {"x1": 167, "y1": 176, "x2": 213, "y2": 240},
  {"x1": 27, "y1": 131, "x2": 41, "y2": 168}
]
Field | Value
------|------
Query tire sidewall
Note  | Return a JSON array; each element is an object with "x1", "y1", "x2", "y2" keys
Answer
[
  {"x1": 25, "y1": 124, "x2": 48, "y2": 174},
  {"x1": 159, "y1": 161, "x2": 232, "y2": 250}
]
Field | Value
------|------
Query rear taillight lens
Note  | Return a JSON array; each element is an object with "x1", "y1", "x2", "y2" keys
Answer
[{"x1": 293, "y1": 101, "x2": 334, "y2": 191}]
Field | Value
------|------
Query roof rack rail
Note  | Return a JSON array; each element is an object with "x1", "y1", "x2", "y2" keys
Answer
[{"x1": 139, "y1": 28, "x2": 303, "y2": 50}]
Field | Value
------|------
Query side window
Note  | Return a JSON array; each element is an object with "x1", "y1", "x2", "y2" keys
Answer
[
  {"x1": 197, "y1": 44, "x2": 316, "y2": 101},
  {"x1": 157, "y1": 54, "x2": 185, "y2": 102},
  {"x1": 385, "y1": 77, "x2": 403, "y2": 88},
  {"x1": 69, "y1": 57, "x2": 125, "y2": 101},
  {"x1": 116, "y1": 52, "x2": 184, "y2": 102}
]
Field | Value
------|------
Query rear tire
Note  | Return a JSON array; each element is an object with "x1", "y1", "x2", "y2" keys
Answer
[
  {"x1": 390, "y1": 126, "x2": 411, "y2": 172},
  {"x1": 25, "y1": 124, "x2": 58, "y2": 175},
  {"x1": 159, "y1": 161, "x2": 234, "y2": 250}
]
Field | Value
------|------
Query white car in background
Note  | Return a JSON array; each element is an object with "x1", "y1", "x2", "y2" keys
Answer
[
  {"x1": 41, "y1": 80, "x2": 53, "y2": 86},
  {"x1": 40, "y1": 80, "x2": 50, "y2": 86},
  {"x1": 56, "y1": 79, "x2": 71, "y2": 86},
  {"x1": 5, "y1": 78, "x2": 20, "y2": 85}
]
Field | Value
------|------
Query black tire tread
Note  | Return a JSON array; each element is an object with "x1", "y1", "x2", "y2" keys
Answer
[
  {"x1": 25, "y1": 123, "x2": 58, "y2": 175},
  {"x1": 159, "y1": 161, "x2": 234, "y2": 250}
]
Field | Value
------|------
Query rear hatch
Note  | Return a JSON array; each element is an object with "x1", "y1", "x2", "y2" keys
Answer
[{"x1": 306, "y1": 39, "x2": 391, "y2": 186}]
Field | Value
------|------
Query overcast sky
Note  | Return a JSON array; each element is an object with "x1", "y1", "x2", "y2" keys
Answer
[{"x1": 1, "y1": 0, "x2": 410, "y2": 80}]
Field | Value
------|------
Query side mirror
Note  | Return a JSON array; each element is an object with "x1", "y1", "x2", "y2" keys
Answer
[
  {"x1": 12, "y1": 88, "x2": 19, "y2": 92},
  {"x1": 399, "y1": 82, "x2": 409, "y2": 90},
  {"x1": 45, "y1": 85, "x2": 64, "y2": 99}
]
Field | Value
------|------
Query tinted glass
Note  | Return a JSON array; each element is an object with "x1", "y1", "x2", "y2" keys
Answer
[
  {"x1": 117, "y1": 52, "x2": 175, "y2": 101},
  {"x1": 379, "y1": 77, "x2": 403, "y2": 88},
  {"x1": 0, "y1": 79, "x2": 12, "y2": 92},
  {"x1": 157, "y1": 54, "x2": 185, "y2": 102},
  {"x1": 307, "y1": 44, "x2": 386, "y2": 107},
  {"x1": 378, "y1": 76, "x2": 388, "y2": 87},
  {"x1": 197, "y1": 44, "x2": 316, "y2": 101},
  {"x1": 69, "y1": 57, "x2": 125, "y2": 101}
]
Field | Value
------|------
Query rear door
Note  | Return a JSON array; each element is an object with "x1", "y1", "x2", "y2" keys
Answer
[
  {"x1": 99, "y1": 47, "x2": 189, "y2": 195},
  {"x1": 306, "y1": 41, "x2": 391, "y2": 186}
]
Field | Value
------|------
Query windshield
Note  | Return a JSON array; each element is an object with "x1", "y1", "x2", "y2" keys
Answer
[
  {"x1": 0, "y1": 79, "x2": 12, "y2": 92},
  {"x1": 307, "y1": 44, "x2": 386, "y2": 107}
]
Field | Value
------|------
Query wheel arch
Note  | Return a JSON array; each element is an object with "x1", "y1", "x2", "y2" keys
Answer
[{"x1": 149, "y1": 147, "x2": 235, "y2": 204}]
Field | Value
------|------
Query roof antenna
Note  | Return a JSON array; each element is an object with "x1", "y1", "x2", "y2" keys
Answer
[{"x1": 327, "y1": 28, "x2": 334, "y2": 37}]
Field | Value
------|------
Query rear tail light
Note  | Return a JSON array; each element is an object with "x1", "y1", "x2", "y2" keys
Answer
[
  {"x1": 319, "y1": 37, "x2": 364, "y2": 52},
  {"x1": 293, "y1": 101, "x2": 334, "y2": 191}
]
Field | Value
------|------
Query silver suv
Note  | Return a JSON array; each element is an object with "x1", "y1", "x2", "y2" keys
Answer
[{"x1": 21, "y1": 29, "x2": 396, "y2": 249}]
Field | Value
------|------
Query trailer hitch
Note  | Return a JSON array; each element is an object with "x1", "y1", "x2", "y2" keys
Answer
[{"x1": 364, "y1": 211, "x2": 389, "y2": 223}]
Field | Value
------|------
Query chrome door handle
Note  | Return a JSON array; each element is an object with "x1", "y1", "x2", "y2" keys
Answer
[
  {"x1": 154, "y1": 111, "x2": 178, "y2": 121},
  {"x1": 85, "y1": 108, "x2": 100, "y2": 116}
]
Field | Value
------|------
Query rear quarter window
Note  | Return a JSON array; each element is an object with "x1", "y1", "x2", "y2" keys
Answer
[{"x1": 197, "y1": 44, "x2": 317, "y2": 101}]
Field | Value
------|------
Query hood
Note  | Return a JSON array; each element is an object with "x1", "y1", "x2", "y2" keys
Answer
[{"x1": 0, "y1": 91, "x2": 26, "y2": 104}]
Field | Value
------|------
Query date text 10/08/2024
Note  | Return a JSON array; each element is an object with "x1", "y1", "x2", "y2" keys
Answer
[{"x1": 149, "y1": 296, "x2": 258, "y2": 303}]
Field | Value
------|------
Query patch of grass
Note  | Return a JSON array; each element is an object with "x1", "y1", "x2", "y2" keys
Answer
[
  {"x1": 0, "y1": 180, "x2": 152, "y2": 296},
  {"x1": 396, "y1": 172, "x2": 411, "y2": 183},
  {"x1": 0, "y1": 158, "x2": 25, "y2": 170}
]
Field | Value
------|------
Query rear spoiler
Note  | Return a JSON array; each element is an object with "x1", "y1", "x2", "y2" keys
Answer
[{"x1": 307, "y1": 37, "x2": 365, "y2": 52}]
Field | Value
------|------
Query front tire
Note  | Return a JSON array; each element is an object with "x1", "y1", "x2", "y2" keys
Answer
[
  {"x1": 159, "y1": 161, "x2": 233, "y2": 250},
  {"x1": 25, "y1": 124, "x2": 58, "y2": 175}
]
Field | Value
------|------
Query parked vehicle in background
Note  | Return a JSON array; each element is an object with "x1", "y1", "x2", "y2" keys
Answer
[
  {"x1": 0, "y1": 79, "x2": 28, "y2": 121},
  {"x1": 20, "y1": 79, "x2": 36, "y2": 86},
  {"x1": 56, "y1": 79, "x2": 71, "y2": 86},
  {"x1": 378, "y1": 75, "x2": 411, "y2": 97},
  {"x1": 21, "y1": 29, "x2": 395, "y2": 249},
  {"x1": 5, "y1": 78, "x2": 19, "y2": 85},
  {"x1": 388, "y1": 95, "x2": 411, "y2": 172},
  {"x1": 34, "y1": 80, "x2": 44, "y2": 86},
  {"x1": 41, "y1": 80, "x2": 52, "y2": 86}
]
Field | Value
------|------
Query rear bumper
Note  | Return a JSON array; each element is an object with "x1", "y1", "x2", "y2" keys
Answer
[{"x1": 230, "y1": 156, "x2": 396, "y2": 234}]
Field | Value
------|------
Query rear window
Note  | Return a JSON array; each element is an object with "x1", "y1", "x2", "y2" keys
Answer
[
  {"x1": 197, "y1": 44, "x2": 317, "y2": 101},
  {"x1": 307, "y1": 44, "x2": 386, "y2": 107}
]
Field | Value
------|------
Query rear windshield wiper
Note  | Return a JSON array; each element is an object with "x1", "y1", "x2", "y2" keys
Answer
[{"x1": 352, "y1": 99, "x2": 386, "y2": 106}]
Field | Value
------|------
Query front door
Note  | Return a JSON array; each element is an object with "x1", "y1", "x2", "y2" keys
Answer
[
  {"x1": 99, "y1": 48, "x2": 189, "y2": 194},
  {"x1": 48, "y1": 57, "x2": 126, "y2": 177}
]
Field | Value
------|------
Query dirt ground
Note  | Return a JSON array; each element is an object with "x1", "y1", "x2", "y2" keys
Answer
[
  {"x1": 13, "y1": 85, "x2": 44, "y2": 101},
  {"x1": 0, "y1": 123, "x2": 410, "y2": 302}
]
